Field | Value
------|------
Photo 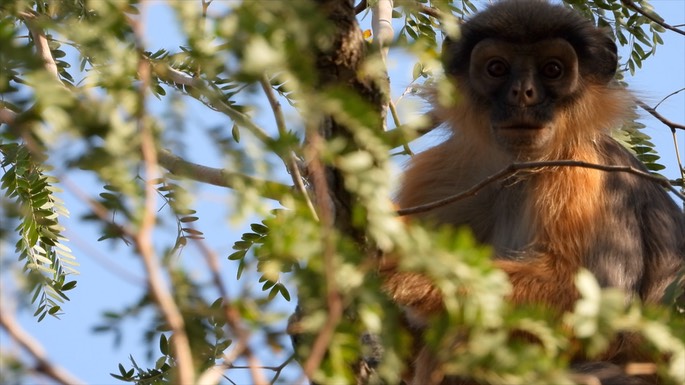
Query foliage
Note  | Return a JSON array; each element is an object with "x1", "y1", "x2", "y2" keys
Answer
[
  {"x1": 0, "y1": 142, "x2": 77, "y2": 321},
  {"x1": 0, "y1": 1, "x2": 683, "y2": 385}
]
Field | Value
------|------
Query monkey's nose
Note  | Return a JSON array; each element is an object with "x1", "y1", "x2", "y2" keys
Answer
[{"x1": 509, "y1": 84, "x2": 538, "y2": 106}]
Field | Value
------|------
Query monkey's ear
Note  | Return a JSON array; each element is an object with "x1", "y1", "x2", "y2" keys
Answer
[
  {"x1": 585, "y1": 30, "x2": 618, "y2": 84},
  {"x1": 441, "y1": 36, "x2": 464, "y2": 76},
  {"x1": 441, "y1": 37, "x2": 455, "y2": 72}
]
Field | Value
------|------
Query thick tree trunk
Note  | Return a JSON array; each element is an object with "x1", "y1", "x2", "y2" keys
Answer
[
  {"x1": 311, "y1": 0, "x2": 384, "y2": 234},
  {"x1": 292, "y1": 1, "x2": 387, "y2": 383}
]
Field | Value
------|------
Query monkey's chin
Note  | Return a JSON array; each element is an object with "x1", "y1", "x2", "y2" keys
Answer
[{"x1": 492, "y1": 125, "x2": 554, "y2": 158}]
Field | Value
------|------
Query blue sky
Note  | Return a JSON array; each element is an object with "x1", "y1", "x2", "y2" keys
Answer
[{"x1": 1, "y1": 1, "x2": 683, "y2": 384}]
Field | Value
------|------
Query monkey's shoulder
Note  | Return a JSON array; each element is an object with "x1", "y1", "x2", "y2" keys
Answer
[{"x1": 597, "y1": 136, "x2": 682, "y2": 213}]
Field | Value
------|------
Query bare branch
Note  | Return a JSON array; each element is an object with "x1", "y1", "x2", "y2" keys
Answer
[
  {"x1": 636, "y1": 99, "x2": 685, "y2": 185},
  {"x1": 150, "y1": 62, "x2": 273, "y2": 144},
  {"x1": 654, "y1": 88, "x2": 685, "y2": 110},
  {"x1": 372, "y1": 0, "x2": 394, "y2": 59},
  {"x1": 300, "y1": 129, "x2": 343, "y2": 380},
  {"x1": 621, "y1": 0, "x2": 685, "y2": 36},
  {"x1": 131, "y1": 9, "x2": 195, "y2": 384},
  {"x1": 157, "y1": 149, "x2": 290, "y2": 201},
  {"x1": 0, "y1": 306, "x2": 86, "y2": 385},
  {"x1": 416, "y1": 4, "x2": 442, "y2": 19},
  {"x1": 19, "y1": 11, "x2": 63, "y2": 83},
  {"x1": 398, "y1": 160, "x2": 685, "y2": 216},
  {"x1": 192, "y1": 235, "x2": 268, "y2": 385},
  {"x1": 354, "y1": 0, "x2": 367, "y2": 15},
  {"x1": 384, "y1": 110, "x2": 442, "y2": 148},
  {"x1": 259, "y1": 75, "x2": 318, "y2": 218},
  {"x1": 637, "y1": 99, "x2": 685, "y2": 132},
  {"x1": 0, "y1": 106, "x2": 18, "y2": 125}
]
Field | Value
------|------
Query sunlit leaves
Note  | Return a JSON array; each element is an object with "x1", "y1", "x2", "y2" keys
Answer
[
  {"x1": 565, "y1": 271, "x2": 685, "y2": 384},
  {"x1": 0, "y1": 142, "x2": 77, "y2": 321},
  {"x1": 613, "y1": 105, "x2": 667, "y2": 173}
]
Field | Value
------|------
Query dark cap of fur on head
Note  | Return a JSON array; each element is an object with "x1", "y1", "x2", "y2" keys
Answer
[{"x1": 443, "y1": 0, "x2": 618, "y2": 83}]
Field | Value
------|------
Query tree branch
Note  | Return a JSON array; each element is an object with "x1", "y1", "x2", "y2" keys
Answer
[
  {"x1": 637, "y1": 99, "x2": 685, "y2": 132},
  {"x1": 19, "y1": 11, "x2": 63, "y2": 83},
  {"x1": 300, "y1": 128, "x2": 343, "y2": 380},
  {"x1": 621, "y1": 0, "x2": 685, "y2": 36},
  {"x1": 397, "y1": 160, "x2": 685, "y2": 216},
  {"x1": 150, "y1": 61, "x2": 273, "y2": 145},
  {"x1": 0, "y1": 306, "x2": 86, "y2": 385},
  {"x1": 157, "y1": 149, "x2": 290, "y2": 201},
  {"x1": 131, "y1": 10, "x2": 195, "y2": 384},
  {"x1": 0, "y1": 106, "x2": 18, "y2": 125},
  {"x1": 259, "y1": 75, "x2": 318, "y2": 218},
  {"x1": 354, "y1": 0, "x2": 367, "y2": 15},
  {"x1": 192, "y1": 235, "x2": 268, "y2": 385}
]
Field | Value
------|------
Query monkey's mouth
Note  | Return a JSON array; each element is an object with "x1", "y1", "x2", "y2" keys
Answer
[
  {"x1": 495, "y1": 124, "x2": 546, "y2": 130},
  {"x1": 492, "y1": 123, "x2": 553, "y2": 153}
]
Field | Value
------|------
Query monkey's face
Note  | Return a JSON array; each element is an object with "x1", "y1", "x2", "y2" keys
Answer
[{"x1": 468, "y1": 38, "x2": 580, "y2": 157}]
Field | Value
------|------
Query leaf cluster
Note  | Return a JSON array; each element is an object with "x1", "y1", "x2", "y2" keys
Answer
[{"x1": 0, "y1": 141, "x2": 77, "y2": 321}]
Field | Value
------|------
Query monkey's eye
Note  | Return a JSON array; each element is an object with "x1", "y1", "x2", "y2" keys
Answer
[
  {"x1": 541, "y1": 60, "x2": 564, "y2": 79},
  {"x1": 486, "y1": 59, "x2": 508, "y2": 77}
]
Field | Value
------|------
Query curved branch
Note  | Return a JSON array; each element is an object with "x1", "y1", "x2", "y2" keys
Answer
[
  {"x1": 354, "y1": 0, "x2": 367, "y2": 15},
  {"x1": 0, "y1": 307, "x2": 86, "y2": 385},
  {"x1": 157, "y1": 149, "x2": 290, "y2": 201},
  {"x1": 192, "y1": 234, "x2": 269, "y2": 385},
  {"x1": 637, "y1": 99, "x2": 685, "y2": 132},
  {"x1": 397, "y1": 160, "x2": 685, "y2": 216},
  {"x1": 384, "y1": 110, "x2": 442, "y2": 148},
  {"x1": 259, "y1": 75, "x2": 317, "y2": 218},
  {"x1": 150, "y1": 62, "x2": 273, "y2": 144},
  {"x1": 620, "y1": 0, "x2": 685, "y2": 36},
  {"x1": 654, "y1": 88, "x2": 684, "y2": 110},
  {"x1": 19, "y1": 11, "x2": 63, "y2": 83},
  {"x1": 0, "y1": 106, "x2": 18, "y2": 125},
  {"x1": 131, "y1": 10, "x2": 195, "y2": 384},
  {"x1": 415, "y1": 5, "x2": 442, "y2": 20},
  {"x1": 3, "y1": 105, "x2": 291, "y2": 202}
]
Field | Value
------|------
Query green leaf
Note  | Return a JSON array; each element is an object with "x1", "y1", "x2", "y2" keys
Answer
[
  {"x1": 228, "y1": 250, "x2": 247, "y2": 260},
  {"x1": 250, "y1": 223, "x2": 268, "y2": 234},
  {"x1": 159, "y1": 334, "x2": 169, "y2": 355}
]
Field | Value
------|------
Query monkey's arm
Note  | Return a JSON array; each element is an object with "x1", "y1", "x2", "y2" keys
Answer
[
  {"x1": 381, "y1": 268, "x2": 445, "y2": 317},
  {"x1": 495, "y1": 258, "x2": 579, "y2": 312},
  {"x1": 381, "y1": 254, "x2": 579, "y2": 319}
]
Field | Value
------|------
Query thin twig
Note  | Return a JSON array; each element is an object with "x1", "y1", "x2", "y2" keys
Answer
[
  {"x1": 0, "y1": 306, "x2": 86, "y2": 385},
  {"x1": 621, "y1": 0, "x2": 685, "y2": 36},
  {"x1": 19, "y1": 11, "x2": 62, "y2": 83},
  {"x1": 383, "y1": 110, "x2": 442, "y2": 148},
  {"x1": 388, "y1": 100, "x2": 414, "y2": 155},
  {"x1": 0, "y1": 106, "x2": 17, "y2": 125},
  {"x1": 157, "y1": 149, "x2": 290, "y2": 201},
  {"x1": 64, "y1": 226, "x2": 144, "y2": 286},
  {"x1": 397, "y1": 160, "x2": 685, "y2": 216},
  {"x1": 150, "y1": 62, "x2": 273, "y2": 144},
  {"x1": 416, "y1": 4, "x2": 442, "y2": 19},
  {"x1": 637, "y1": 100, "x2": 685, "y2": 132},
  {"x1": 354, "y1": 0, "x2": 367, "y2": 15},
  {"x1": 300, "y1": 129, "x2": 343, "y2": 380},
  {"x1": 259, "y1": 75, "x2": 318, "y2": 220},
  {"x1": 192, "y1": 235, "x2": 268, "y2": 385},
  {"x1": 670, "y1": 131, "x2": 684, "y2": 189},
  {"x1": 654, "y1": 88, "x2": 684, "y2": 110},
  {"x1": 131, "y1": 6, "x2": 195, "y2": 384}
]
